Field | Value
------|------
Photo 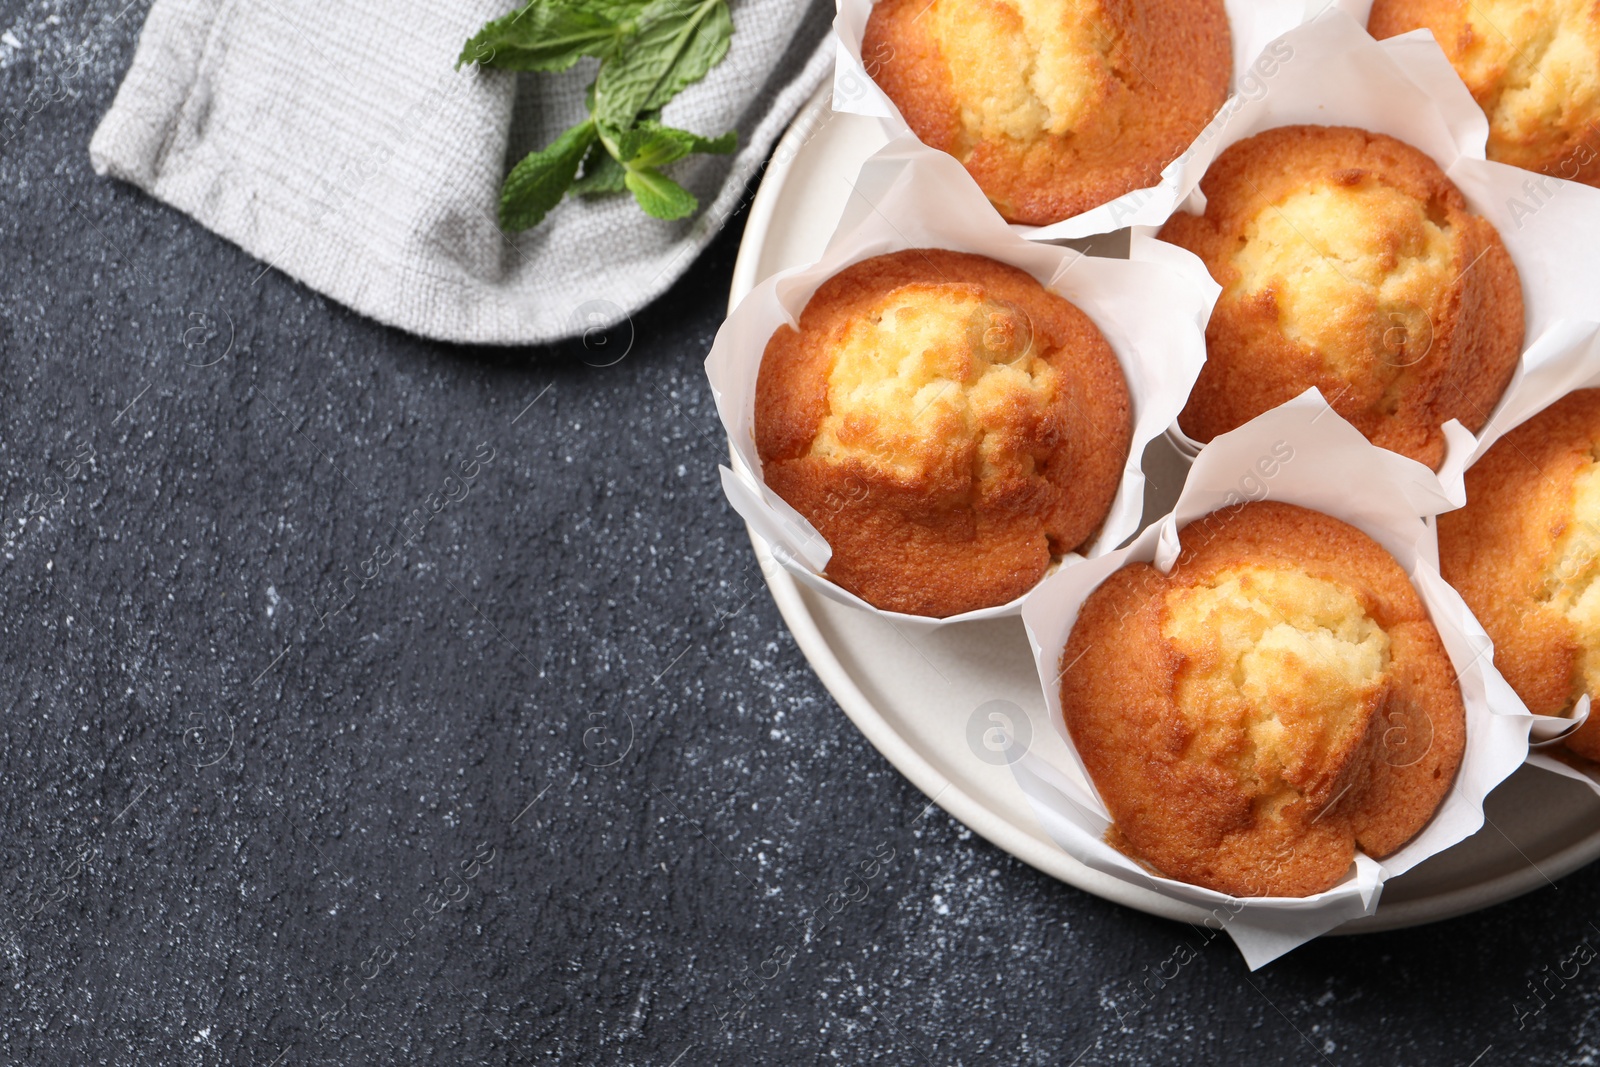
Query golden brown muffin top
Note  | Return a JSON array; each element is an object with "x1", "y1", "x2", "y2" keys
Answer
[
  {"x1": 1159, "y1": 125, "x2": 1524, "y2": 469},
  {"x1": 1369, "y1": 0, "x2": 1600, "y2": 185},
  {"x1": 863, "y1": 0, "x2": 1231, "y2": 224},
  {"x1": 1439, "y1": 388, "x2": 1600, "y2": 761},
  {"x1": 755, "y1": 249, "x2": 1132, "y2": 618},
  {"x1": 809, "y1": 284, "x2": 1058, "y2": 487},
  {"x1": 1062, "y1": 502, "x2": 1466, "y2": 897}
]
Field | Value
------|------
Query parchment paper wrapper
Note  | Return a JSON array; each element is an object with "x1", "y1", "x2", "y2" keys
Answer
[
  {"x1": 830, "y1": 0, "x2": 1373, "y2": 239},
  {"x1": 705, "y1": 137, "x2": 1214, "y2": 630},
  {"x1": 1143, "y1": 13, "x2": 1600, "y2": 500},
  {"x1": 1015, "y1": 391, "x2": 1535, "y2": 968},
  {"x1": 1428, "y1": 321, "x2": 1600, "y2": 790}
]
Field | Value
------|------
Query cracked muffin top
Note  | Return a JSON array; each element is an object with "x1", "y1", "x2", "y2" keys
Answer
[
  {"x1": 1061, "y1": 502, "x2": 1465, "y2": 897},
  {"x1": 754, "y1": 249, "x2": 1131, "y2": 618},
  {"x1": 862, "y1": 0, "x2": 1231, "y2": 224},
  {"x1": 1369, "y1": 0, "x2": 1600, "y2": 185},
  {"x1": 1158, "y1": 125, "x2": 1524, "y2": 469}
]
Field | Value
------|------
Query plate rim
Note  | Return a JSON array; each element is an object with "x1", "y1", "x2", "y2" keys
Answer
[{"x1": 724, "y1": 83, "x2": 1600, "y2": 936}]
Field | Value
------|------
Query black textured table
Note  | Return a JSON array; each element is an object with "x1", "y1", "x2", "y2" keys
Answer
[{"x1": 3, "y1": 4, "x2": 1599, "y2": 1064}]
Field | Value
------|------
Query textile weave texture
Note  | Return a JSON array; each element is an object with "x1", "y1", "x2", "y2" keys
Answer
[{"x1": 90, "y1": 0, "x2": 834, "y2": 344}]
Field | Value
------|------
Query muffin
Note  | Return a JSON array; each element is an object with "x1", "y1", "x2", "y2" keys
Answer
[
  {"x1": 1439, "y1": 389, "x2": 1600, "y2": 761},
  {"x1": 1061, "y1": 502, "x2": 1466, "y2": 897},
  {"x1": 754, "y1": 249, "x2": 1132, "y2": 618},
  {"x1": 1159, "y1": 125, "x2": 1524, "y2": 469},
  {"x1": 861, "y1": 0, "x2": 1231, "y2": 225},
  {"x1": 1369, "y1": 0, "x2": 1600, "y2": 186}
]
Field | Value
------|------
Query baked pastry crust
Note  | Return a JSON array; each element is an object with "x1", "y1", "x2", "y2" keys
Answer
[
  {"x1": 1369, "y1": 0, "x2": 1600, "y2": 186},
  {"x1": 1062, "y1": 502, "x2": 1466, "y2": 897},
  {"x1": 1439, "y1": 388, "x2": 1600, "y2": 761},
  {"x1": 1159, "y1": 125, "x2": 1524, "y2": 470},
  {"x1": 754, "y1": 249, "x2": 1132, "y2": 618},
  {"x1": 862, "y1": 0, "x2": 1231, "y2": 225}
]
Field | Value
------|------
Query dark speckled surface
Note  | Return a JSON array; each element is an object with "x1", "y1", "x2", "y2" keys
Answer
[{"x1": 4, "y1": 1, "x2": 1600, "y2": 1063}]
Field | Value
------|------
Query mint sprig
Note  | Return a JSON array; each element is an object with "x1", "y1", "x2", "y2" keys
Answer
[{"x1": 461, "y1": 0, "x2": 737, "y2": 230}]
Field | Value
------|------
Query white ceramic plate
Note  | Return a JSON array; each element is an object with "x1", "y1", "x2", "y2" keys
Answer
[{"x1": 725, "y1": 87, "x2": 1600, "y2": 933}]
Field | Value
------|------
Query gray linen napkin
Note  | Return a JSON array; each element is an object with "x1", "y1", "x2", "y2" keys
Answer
[{"x1": 89, "y1": 0, "x2": 834, "y2": 345}]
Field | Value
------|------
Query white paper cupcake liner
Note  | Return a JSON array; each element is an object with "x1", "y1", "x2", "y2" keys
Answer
[
  {"x1": 704, "y1": 137, "x2": 1215, "y2": 630},
  {"x1": 1015, "y1": 390, "x2": 1535, "y2": 968},
  {"x1": 1127, "y1": 11, "x2": 1600, "y2": 502},
  {"x1": 830, "y1": 0, "x2": 1374, "y2": 239}
]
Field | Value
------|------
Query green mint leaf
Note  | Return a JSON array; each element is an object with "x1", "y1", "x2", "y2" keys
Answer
[
  {"x1": 672, "y1": 126, "x2": 736, "y2": 155},
  {"x1": 573, "y1": 0, "x2": 653, "y2": 19},
  {"x1": 634, "y1": 0, "x2": 729, "y2": 113},
  {"x1": 459, "y1": 1, "x2": 627, "y2": 71},
  {"x1": 593, "y1": 0, "x2": 731, "y2": 128},
  {"x1": 614, "y1": 121, "x2": 736, "y2": 169},
  {"x1": 572, "y1": 141, "x2": 627, "y2": 196},
  {"x1": 500, "y1": 120, "x2": 597, "y2": 230},
  {"x1": 624, "y1": 167, "x2": 697, "y2": 220}
]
